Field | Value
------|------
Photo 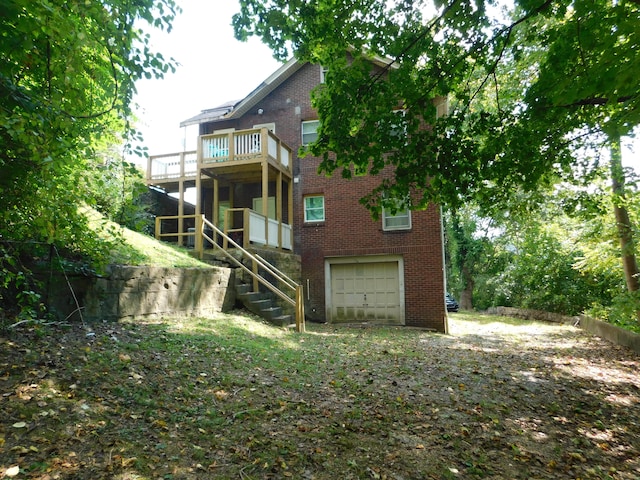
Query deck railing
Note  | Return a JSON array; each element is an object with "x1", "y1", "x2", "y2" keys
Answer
[
  {"x1": 147, "y1": 151, "x2": 197, "y2": 181},
  {"x1": 155, "y1": 210, "x2": 292, "y2": 253},
  {"x1": 222, "y1": 208, "x2": 292, "y2": 250},
  {"x1": 200, "y1": 128, "x2": 291, "y2": 170},
  {"x1": 147, "y1": 128, "x2": 292, "y2": 183}
]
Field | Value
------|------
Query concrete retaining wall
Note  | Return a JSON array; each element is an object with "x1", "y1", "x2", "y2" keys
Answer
[
  {"x1": 49, "y1": 265, "x2": 235, "y2": 322},
  {"x1": 578, "y1": 315, "x2": 640, "y2": 354},
  {"x1": 487, "y1": 306, "x2": 640, "y2": 354},
  {"x1": 487, "y1": 306, "x2": 579, "y2": 325}
]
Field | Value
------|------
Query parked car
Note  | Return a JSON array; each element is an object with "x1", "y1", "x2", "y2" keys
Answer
[{"x1": 445, "y1": 293, "x2": 459, "y2": 312}]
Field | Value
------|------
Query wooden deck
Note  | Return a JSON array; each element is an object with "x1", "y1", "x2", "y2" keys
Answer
[{"x1": 147, "y1": 127, "x2": 293, "y2": 187}]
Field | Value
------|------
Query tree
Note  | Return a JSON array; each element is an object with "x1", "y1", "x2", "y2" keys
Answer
[
  {"x1": 443, "y1": 207, "x2": 495, "y2": 310},
  {"x1": 233, "y1": 0, "x2": 640, "y2": 321},
  {"x1": 1, "y1": 0, "x2": 177, "y2": 236},
  {"x1": 0, "y1": 0, "x2": 178, "y2": 321}
]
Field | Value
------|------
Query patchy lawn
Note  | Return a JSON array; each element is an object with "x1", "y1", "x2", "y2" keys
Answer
[{"x1": 0, "y1": 311, "x2": 638, "y2": 479}]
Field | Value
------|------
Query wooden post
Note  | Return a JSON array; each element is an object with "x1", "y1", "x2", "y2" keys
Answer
[
  {"x1": 243, "y1": 208, "x2": 250, "y2": 250},
  {"x1": 296, "y1": 285, "x2": 305, "y2": 333},
  {"x1": 195, "y1": 138, "x2": 203, "y2": 250},
  {"x1": 155, "y1": 216, "x2": 161, "y2": 240},
  {"x1": 223, "y1": 208, "x2": 229, "y2": 250},
  {"x1": 288, "y1": 174, "x2": 294, "y2": 250},
  {"x1": 276, "y1": 170, "x2": 283, "y2": 249},
  {"x1": 228, "y1": 131, "x2": 235, "y2": 161},
  {"x1": 262, "y1": 160, "x2": 269, "y2": 246},
  {"x1": 213, "y1": 178, "x2": 219, "y2": 247},
  {"x1": 195, "y1": 214, "x2": 204, "y2": 259},
  {"x1": 252, "y1": 258, "x2": 259, "y2": 293}
]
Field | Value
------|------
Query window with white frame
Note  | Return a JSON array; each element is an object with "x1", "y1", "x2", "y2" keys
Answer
[
  {"x1": 320, "y1": 65, "x2": 329, "y2": 83},
  {"x1": 304, "y1": 195, "x2": 325, "y2": 223},
  {"x1": 382, "y1": 200, "x2": 411, "y2": 231},
  {"x1": 302, "y1": 120, "x2": 320, "y2": 146}
]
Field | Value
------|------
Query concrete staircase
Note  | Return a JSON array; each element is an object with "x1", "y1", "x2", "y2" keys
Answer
[{"x1": 235, "y1": 281, "x2": 294, "y2": 327}]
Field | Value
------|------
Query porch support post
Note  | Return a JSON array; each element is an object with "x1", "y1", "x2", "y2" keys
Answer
[
  {"x1": 262, "y1": 160, "x2": 269, "y2": 246},
  {"x1": 288, "y1": 176, "x2": 293, "y2": 249},
  {"x1": 178, "y1": 178, "x2": 184, "y2": 246},
  {"x1": 195, "y1": 214, "x2": 203, "y2": 259},
  {"x1": 276, "y1": 170, "x2": 283, "y2": 249},
  {"x1": 213, "y1": 177, "x2": 219, "y2": 246},
  {"x1": 195, "y1": 165, "x2": 202, "y2": 254}
]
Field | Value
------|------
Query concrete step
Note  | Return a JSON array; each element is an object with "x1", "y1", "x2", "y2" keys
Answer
[
  {"x1": 260, "y1": 306, "x2": 283, "y2": 321},
  {"x1": 271, "y1": 315, "x2": 293, "y2": 327},
  {"x1": 245, "y1": 299, "x2": 272, "y2": 316}
]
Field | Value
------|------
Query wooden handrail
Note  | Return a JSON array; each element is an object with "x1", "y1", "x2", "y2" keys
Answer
[
  {"x1": 200, "y1": 216, "x2": 305, "y2": 332},
  {"x1": 153, "y1": 213, "x2": 305, "y2": 332}
]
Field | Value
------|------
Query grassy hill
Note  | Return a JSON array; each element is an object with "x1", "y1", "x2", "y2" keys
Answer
[{"x1": 85, "y1": 208, "x2": 212, "y2": 269}]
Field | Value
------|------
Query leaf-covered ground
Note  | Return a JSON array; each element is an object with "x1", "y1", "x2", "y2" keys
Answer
[{"x1": 0, "y1": 311, "x2": 638, "y2": 479}]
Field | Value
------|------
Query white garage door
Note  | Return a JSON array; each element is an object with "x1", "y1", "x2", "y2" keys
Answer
[{"x1": 329, "y1": 260, "x2": 403, "y2": 324}]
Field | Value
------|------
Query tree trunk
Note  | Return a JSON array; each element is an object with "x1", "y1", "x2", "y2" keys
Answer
[
  {"x1": 460, "y1": 265, "x2": 474, "y2": 310},
  {"x1": 609, "y1": 131, "x2": 639, "y2": 294}
]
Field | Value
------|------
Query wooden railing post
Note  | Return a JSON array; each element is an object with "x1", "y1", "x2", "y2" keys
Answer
[
  {"x1": 252, "y1": 258, "x2": 259, "y2": 293},
  {"x1": 295, "y1": 285, "x2": 305, "y2": 333},
  {"x1": 223, "y1": 209, "x2": 230, "y2": 250},
  {"x1": 243, "y1": 208, "x2": 250, "y2": 250},
  {"x1": 195, "y1": 214, "x2": 204, "y2": 259},
  {"x1": 155, "y1": 217, "x2": 161, "y2": 240}
]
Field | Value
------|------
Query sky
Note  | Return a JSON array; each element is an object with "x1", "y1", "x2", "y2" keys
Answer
[
  {"x1": 133, "y1": 0, "x2": 282, "y2": 157},
  {"x1": 133, "y1": 1, "x2": 638, "y2": 171}
]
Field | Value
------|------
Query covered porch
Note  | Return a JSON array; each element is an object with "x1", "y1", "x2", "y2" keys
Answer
[{"x1": 147, "y1": 127, "x2": 294, "y2": 253}]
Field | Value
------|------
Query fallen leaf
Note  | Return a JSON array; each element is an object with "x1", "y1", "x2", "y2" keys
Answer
[{"x1": 12, "y1": 422, "x2": 26, "y2": 429}]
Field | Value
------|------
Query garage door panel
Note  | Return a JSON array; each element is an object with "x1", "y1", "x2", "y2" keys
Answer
[{"x1": 329, "y1": 260, "x2": 402, "y2": 324}]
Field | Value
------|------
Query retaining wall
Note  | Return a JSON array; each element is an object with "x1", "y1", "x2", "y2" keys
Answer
[
  {"x1": 487, "y1": 306, "x2": 640, "y2": 354},
  {"x1": 49, "y1": 265, "x2": 235, "y2": 322}
]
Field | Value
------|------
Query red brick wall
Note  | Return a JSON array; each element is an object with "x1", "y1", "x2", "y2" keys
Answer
[{"x1": 201, "y1": 62, "x2": 447, "y2": 332}]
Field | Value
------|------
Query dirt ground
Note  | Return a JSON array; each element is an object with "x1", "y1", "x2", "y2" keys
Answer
[{"x1": 0, "y1": 311, "x2": 639, "y2": 479}]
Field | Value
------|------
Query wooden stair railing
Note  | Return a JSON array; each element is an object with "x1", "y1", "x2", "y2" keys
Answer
[{"x1": 197, "y1": 215, "x2": 305, "y2": 333}]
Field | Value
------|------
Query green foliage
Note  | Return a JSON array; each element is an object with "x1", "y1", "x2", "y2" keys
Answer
[
  {"x1": 0, "y1": 0, "x2": 179, "y2": 321},
  {"x1": 235, "y1": 0, "x2": 640, "y2": 328},
  {"x1": 83, "y1": 154, "x2": 154, "y2": 234},
  {"x1": 234, "y1": 0, "x2": 639, "y2": 211}
]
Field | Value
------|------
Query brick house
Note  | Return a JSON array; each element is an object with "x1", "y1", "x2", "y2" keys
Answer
[{"x1": 147, "y1": 57, "x2": 448, "y2": 333}]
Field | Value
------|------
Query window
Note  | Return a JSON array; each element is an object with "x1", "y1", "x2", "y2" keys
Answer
[
  {"x1": 253, "y1": 197, "x2": 276, "y2": 219},
  {"x1": 304, "y1": 195, "x2": 325, "y2": 223},
  {"x1": 320, "y1": 65, "x2": 329, "y2": 83},
  {"x1": 302, "y1": 120, "x2": 320, "y2": 146},
  {"x1": 390, "y1": 109, "x2": 407, "y2": 139},
  {"x1": 382, "y1": 201, "x2": 411, "y2": 231}
]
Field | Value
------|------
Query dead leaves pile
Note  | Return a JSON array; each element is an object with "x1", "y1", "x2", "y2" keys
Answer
[{"x1": 0, "y1": 314, "x2": 639, "y2": 479}]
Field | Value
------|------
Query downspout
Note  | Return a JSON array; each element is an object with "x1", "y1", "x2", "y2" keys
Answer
[{"x1": 440, "y1": 204, "x2": 449, "y2": 334}]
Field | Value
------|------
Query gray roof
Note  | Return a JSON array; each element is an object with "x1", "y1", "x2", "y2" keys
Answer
[
  {"x1": 179, "y1": 57, "x2": 302, "y2": 128},
  {"x1": 179, "y1": 53, "x2": 395, "y2": 128},
  {"x1": 179, "y1": 100, "x2": 239, "y2": 127}
]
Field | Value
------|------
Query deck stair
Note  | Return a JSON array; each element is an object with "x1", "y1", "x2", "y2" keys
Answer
[
  {"x1": 151, "y1": 213, "x2": 305, "y2": 332},
  {"x1": 235, "y1": 281, "x2": 294, "y2": 327}
]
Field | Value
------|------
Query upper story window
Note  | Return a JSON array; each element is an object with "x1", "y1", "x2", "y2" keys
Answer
[
  {"x1": 302, "y1": 120, "x2": 320, "y2": 146},
  {"x1": 382, "y1": 200, "x2": 411, "y2": 231},
  {"x1": 320, "y1": 65, "x2": 329, "y2": 83},
  {"x1": 304, "y1": 195, "x2": 325, "y2": 223},
  {"x1": 390, "y1": 109, "x2": 407, "y2": 138}
]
